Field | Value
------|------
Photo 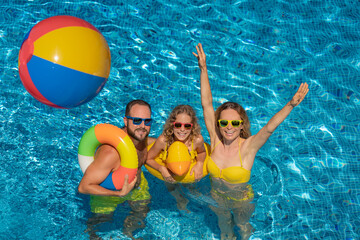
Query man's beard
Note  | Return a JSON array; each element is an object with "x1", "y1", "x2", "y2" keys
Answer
[{"x1": 127, "y1": 127, "x2": 149, "y2": 142}]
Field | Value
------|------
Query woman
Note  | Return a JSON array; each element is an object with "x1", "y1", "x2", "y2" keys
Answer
[
  {"x1": 193, "y1": 43, "x2": 309, "y2": 240},
  {"x1": 146, "y1": 105, "x2": 206, "y2": 210}
]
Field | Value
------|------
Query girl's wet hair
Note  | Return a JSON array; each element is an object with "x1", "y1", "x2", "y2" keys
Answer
[{"x1": 163, "y1": 105, "x2": 201, "y2": 145}]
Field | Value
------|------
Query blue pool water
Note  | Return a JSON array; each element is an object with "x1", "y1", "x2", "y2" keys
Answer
[{"x1": 1, "y1": 0, "x2": 359, "y2": 239}]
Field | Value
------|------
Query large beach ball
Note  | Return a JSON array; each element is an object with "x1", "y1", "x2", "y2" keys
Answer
[{"x1": 18, "y1": 15, "x2": 111, "y2": 109}]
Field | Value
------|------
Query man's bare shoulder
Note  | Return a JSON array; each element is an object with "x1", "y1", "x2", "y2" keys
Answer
[
  {"x1": 94, "y1": 145, "x2": 119, "y2": 167},
  {"x1": 96, "y1": 144, "x2": 118, "y2": 154}
]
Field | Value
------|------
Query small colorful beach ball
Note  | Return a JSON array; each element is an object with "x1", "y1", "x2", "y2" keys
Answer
[{"x1": 18, "y1": 15, "x2": 111, "y2": 109}]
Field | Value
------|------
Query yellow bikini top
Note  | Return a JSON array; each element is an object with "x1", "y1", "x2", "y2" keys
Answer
[
  {"x1": 207, "y1": 140, "x2": 251, "y2": 184},
  {"x1": 159, "y1": 140, "x2": 197, "y2": 162}
]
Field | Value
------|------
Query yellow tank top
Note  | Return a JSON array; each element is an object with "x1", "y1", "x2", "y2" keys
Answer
[{"x1": 207, "y1": 140, "x2": 251, "y2": 184}]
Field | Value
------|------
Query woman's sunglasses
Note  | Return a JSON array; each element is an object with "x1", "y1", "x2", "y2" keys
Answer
[
  {"x1": 218, "y1": 119, "x2": 243, "y2": 128},
  {"x1": 173, "y1": 122, "x2": 193, "y2": 130},
  {"x1": 126, "y1": 116, "x2": 153, "y2": 126}
]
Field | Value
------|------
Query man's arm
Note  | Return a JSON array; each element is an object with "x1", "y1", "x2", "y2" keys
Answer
[{"x1": 78, "y1": 145, "x2": 137, "y2": 197}]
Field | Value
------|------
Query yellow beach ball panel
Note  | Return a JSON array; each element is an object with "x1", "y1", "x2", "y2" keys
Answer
[{"x1": 33, "y1": 26, "x2": 111, "y2": 77}]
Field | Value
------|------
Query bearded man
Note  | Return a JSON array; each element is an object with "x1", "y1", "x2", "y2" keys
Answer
[{"x1": 78, "y1": 100, "x2": 155, "y2": 239}]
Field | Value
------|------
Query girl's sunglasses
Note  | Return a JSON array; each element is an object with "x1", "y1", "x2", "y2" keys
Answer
[
  {"x1": 173, "y1": 122, "x2": 193, "y2": 130},
  {"x1": 126, "y1": 116, "x2": 153, "y2": 126},
  {"x1": 218, "y1": 119, "x2": 243, "y2": 128}
]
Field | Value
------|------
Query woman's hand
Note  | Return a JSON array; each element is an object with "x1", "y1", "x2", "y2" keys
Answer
[
  {"x1": 192, "y1": 43, "x2": 207, "y2": 71},
  {"x1": 290, "y1": 83, "x2": 309, "y2": 107}
]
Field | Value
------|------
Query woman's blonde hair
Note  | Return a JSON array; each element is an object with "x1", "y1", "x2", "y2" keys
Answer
[
  {"x1": 214, "y1": 102, "x2": 251, "y2": 139},
  {"x1": 163, "y1": 105, "x2": 201, "y2": 145}
]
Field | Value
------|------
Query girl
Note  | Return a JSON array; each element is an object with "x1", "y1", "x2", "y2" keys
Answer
[{"x1": 146, "y1": 105, "x2": 207, "y2": 210}]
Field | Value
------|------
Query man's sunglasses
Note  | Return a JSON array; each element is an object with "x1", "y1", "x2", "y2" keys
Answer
[
  {"x1": 126, "y1": 116, "x2": 153, "y2": 126},
  {"x1": 173, "y1": 122, "x2": 193, "y2": 130},
  {"x1": 218, "y1": 119, "x2": 243, "y2": 128}
]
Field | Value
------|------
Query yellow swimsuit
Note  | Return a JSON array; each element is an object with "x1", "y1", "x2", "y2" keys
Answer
[{"x1": 207, "y1": 140, "x2": 251, "y2": 184}]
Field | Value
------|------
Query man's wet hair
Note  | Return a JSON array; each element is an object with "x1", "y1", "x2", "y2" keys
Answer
[{"x1": 125, "y1": 100, "x2": 151, "y2": 116}]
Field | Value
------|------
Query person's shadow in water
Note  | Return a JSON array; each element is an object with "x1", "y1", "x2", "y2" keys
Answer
[
  {"x1": 145, "y1": 171, "x2": 224, "y2": 239},
  {"x1": 78, "y1": 190, "x2": 157, "y2": 240}
]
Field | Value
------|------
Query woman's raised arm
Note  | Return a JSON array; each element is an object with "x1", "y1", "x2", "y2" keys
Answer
[
  {"x1": 248, "y1": 83, "x2": 309, "y2": 153},
  {"x1": 193, "y1": 43, "x2": 217, "y2": 143}
]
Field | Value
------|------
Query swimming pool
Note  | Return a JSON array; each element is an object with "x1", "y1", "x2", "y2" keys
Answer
[{"x1": 1, "y1": 0, "x2": 359, "y2": 239}]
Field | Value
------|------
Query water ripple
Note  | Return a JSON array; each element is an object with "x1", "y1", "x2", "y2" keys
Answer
[{"x1": 1, "y1": 0, "x2": 360, "y2": 239}]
